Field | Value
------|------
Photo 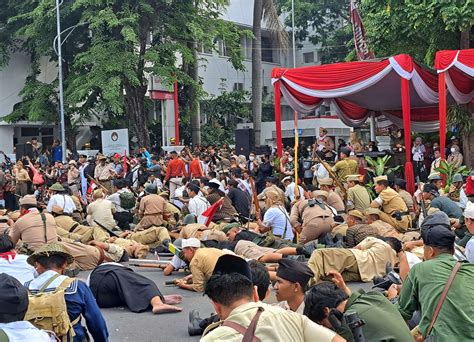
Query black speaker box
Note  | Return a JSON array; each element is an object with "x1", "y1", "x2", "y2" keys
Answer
[{"x1": 235, "y1": 129, "x2": 255, "y2": 157}]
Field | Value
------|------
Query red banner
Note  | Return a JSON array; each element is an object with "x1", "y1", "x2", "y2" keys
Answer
[{"x1": 350, "y1": 0, "x2": 374, "y2": 61}]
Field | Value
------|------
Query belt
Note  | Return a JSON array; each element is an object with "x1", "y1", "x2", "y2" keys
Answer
[
  {"x1": 318, "y1": 216, "x2": 331, "y2": 219},
  {"x1": 170, "y1": 176, "x2": 183, "y2": 178},
  {"x1": 68, "y1": 222, "x2": 80, "y2": 233}
]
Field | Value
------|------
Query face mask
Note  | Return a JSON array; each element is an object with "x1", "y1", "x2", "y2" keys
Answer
[
  {"x1": 450, "y1": 148, "x2": 456, "y2": 153},
  {"x1": 288, "y1": 158, "x2": 293, "y2": 162},
  {"x1": 249, "y1": 156, "x2": 255, "y2": 161}
]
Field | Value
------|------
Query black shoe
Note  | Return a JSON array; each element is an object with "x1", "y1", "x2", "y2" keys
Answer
[
  {"x1": 297, "y1": 241, "x2": 318, "y2": 258},
  {"x1": 188, "y1": 310, "x2": 204, "y2": 336}
]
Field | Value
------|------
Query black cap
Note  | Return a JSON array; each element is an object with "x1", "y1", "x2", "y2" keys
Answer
[
  {"x1": 277, "y1": 259, "x2": 314, "y2": 287},
  {"x1": 0, "y1": 273, "x2": 29, "y2": 314},
  {"x1": 340, "y1": 147, "x2": 352, "y2": 156},
  {"x1": 421, "y1": 211, "x2": 450, "y2": 229},
  {"x1": 394, "y1": 178, "x2": 406, "y2": 188},
  {"x1": 212, "y1": 254, "x2": 252, "y2": 281},
  {"x1": 266, "y1": 176, "x2": 277, "y2": 184},
  {"x1": 421, "y1": 225, "x2": 455, "y2": 249},
  {"x1": 187, "y1": 183, "x2": 200, "y2": 194},
  {"x1": 423, "y1": 183, "x2": 439, "y2": 197},
  {"x1": 207, "y1": 181, "x2": 221, "y2": 190}
]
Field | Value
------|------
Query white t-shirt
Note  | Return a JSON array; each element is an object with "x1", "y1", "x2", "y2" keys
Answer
[
  {"x1": 0, "y1": 322, "x2": 56, "y2": 342},
  {"x1": 46, "y1": 194, "x2": 77, "y2": 214},
  {"x1": 465, "y1": 237, "x2": 474, "y2": 263},
  {"x1": 284, "y1": 183, "x2": 305, "y2": 202},
  {"x1": 0, "y1": 254, "x2": 35, "y2": 284},
  {"x1": 188, "y1": 195, "x2": 210, "y2": 217},
  {"x1": 263, "y1": 206, "x2": 294, "y2": 241}
]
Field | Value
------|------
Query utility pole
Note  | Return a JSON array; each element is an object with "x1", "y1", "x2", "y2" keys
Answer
[{"x1": 55, "y1": 0, "x2": 67, "y2": 163}]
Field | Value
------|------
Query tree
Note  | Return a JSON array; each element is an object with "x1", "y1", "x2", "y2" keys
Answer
[
  {"x1": 1, "y1": 0, "x2": 243, "y2": 149},
  {"x1": 252, "y1": 0, "x2": 287, "y2": 146}
]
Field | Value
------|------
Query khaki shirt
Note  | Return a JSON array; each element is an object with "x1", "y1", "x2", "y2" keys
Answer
[
  {"x1": 87, "y1": 198, "x2": 116, "y2": 229},
  {"x1": 276, "y1": 300, "x2": 305, "y2": 315},
  {"x1": 10, "y1": 210, "x2": 58, "y2": 251},
  {"x1": 327, "y1": 190, "x2": 345, "y2": 212},
  {"x1": 290, "y1": 200, "x2": 333, "y2": 227},
  {"x1": 347, "y1": 184, "x2": 371, "y2": 212},
  {"x1": 333, "y1": 158, "x2": 358, "y2": 181},
  {"x1": 398, "y1": 189, "x2": 414, "y2": 211},
  {"x1": 372, "y1": 187, "x2": 408, "y2": 215},
  {"x1": 189, "y1": 247, "x2": 227, "y2": 292},
  {"x1": 202, "y1": 302, "x2": 336, "y2": 342},
  {"x1": 94, "y1": 163, "x2": 114, "y2": 181},
  {"x1": 369, "y1": 220, "x2": 399, "y2": 238},
  {"x1": 349, "y1": 237, "x2": 398, "y2": 282},
  {"x1": 15, "y1": 168, "x2": 31, "y2": 182}
]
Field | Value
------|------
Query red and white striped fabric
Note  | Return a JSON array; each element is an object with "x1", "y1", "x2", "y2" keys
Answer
[
  {"x1": 435, "y1": 49, "x2": 474, "y2": 104},
  {"x1": 272, "y1": 54, "x2": 440, "y2": 127}
]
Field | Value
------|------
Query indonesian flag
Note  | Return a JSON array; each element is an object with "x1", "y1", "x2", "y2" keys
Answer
[
  {"x1": 197, "y1": 198, "x2": 223, "y2": 226},
  {"x1": 87, "y1": 179, "x2": 97, "y2": 195}
]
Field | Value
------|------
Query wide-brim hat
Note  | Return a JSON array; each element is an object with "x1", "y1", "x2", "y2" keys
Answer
[
  {"x1": 312, "y1": 190, "x2": 328, "y2": 198},
  {"x1": 27, "y1": 242, "x2": 74, "y2": 266},
  {"x1": 19, "y1": 195, "x2": 37, "y2": 207},
  {"x1": 49, "y1": 183, "x2": 65, "y2": 192},
  {"x1": 97, "y1": 154, "x2": 107, "y2": 160},
  {"x1": 452, "y1": 173, "x2": 463, "y2": 183},
  {"x1": 348, "y1": 210, "x2": 365, "y2": 221}
]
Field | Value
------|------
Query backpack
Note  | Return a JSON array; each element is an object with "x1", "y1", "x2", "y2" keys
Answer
[
  {"x1": 119, "y1": 191, "x2": 136, "y2": 210},
  {"x1": 24, "y1": 274, "x2": 78, "y2": 341}
]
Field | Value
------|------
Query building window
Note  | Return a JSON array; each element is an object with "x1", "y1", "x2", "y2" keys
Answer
[
  {"x1": 303, "y1": 52, "x2": 314, "y2": 64},
  {"x1": 262, "y1": 86, "x2": 268, "y2": 97},
  {"x1": 261, "y1": 36, "x2": 278, "y2": 63},
  {"x1": 199, "y1": 42, "x2": 213, "y2": 55},
  {"x1": 233, "y1": 83, "x2": 244, "y2": 91},
  {"x1": 217, "y1": 39, "x2": 230, "y2": 57}
]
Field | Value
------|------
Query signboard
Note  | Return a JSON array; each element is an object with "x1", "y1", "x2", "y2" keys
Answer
[{"x1": 101, "y1": 129, "x2": 129, "y2": 156}]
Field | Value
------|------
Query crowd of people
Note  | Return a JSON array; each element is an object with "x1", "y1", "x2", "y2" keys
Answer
[{"x1": 0, "y1": 128, "x2": 473, "y2": 341}]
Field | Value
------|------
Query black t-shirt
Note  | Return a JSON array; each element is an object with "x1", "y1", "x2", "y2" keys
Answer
[{"x1": 227, "y1": 187, "x2": 250, "y2": 218}]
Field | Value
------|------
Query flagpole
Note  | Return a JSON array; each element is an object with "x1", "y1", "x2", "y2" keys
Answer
[{"x1": 291, "y1": 0, "x2": 300, "y2": 200}]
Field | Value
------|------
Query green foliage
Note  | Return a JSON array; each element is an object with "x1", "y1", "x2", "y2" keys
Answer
[
  {"x1": 447, "y1": 105, "x2": 474, "y2": 136},
  {"x1": 1, "y1": 0, "x2": 244, "y2": 147},
  {"x1": 276, "y1": 0, "x2": 352, "y2": 63},
  {"x1": 362, "y1": 0, "x2": 473, "y2": 65},
  {"x1": 365, "y1": 155, "x2": 401, "y2": 176},
  {"x1": 434, "y1": 159, "x2": 471, "y2": 192}
]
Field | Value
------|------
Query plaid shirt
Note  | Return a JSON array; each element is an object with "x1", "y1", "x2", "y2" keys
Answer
[{"x1": 344, "y1": 224, "x2": 379, "y2": 248}]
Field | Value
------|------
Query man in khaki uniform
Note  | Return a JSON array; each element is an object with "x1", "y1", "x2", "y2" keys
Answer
[
  {"x1": 59, "y1": 239, "x2": 124, "y2": 271},
  {"x1": 370, "y1": 176, "x2": 411, "y2": 232},
  {"x1": 344, "y1": 210, "x2": 379, "y2": 248},
  {"x1": 136, "y1": 184, "x2": 168, "y2": 230},
  {"x1": 346, "y1": 174, "x2": 371, "y2": 212},
  {"x1": 333, "y1": 148, "x2": 358, "y2": 182},
  {"x1": 178, "y1": 223, "x2": 227, "y2": 242},
  {"x1": 290, "y1": 190, "x2": 334, "y2": 244},
  {"x1": 94, "y1": 155, "x2": 115, "y2": 193},
  {"x1": 365, "y1": 208, "x2": 419, "y2": 243},
  {"x1": 393, "y1": 178, "x2": 414, "y2": 212},
  {"x1": 318, "y1": 178, "x2": 345, "y2": 213},
  {"x1": 175, "y1": 238, "x2": 228, "y2": 292},
  {"x1": 9, "y1": 195, "x2": 58, "y2": 252},
  {"x1": 51, "y1": 205, "x2": 109, "y2": 243},
  {"x1": 120, "y1": 226, "x2": 171, "y2": 248},
  {"x1": 201, "y1": 254, "x2": 342, "y2": 342},
  {"x1": 87, "y1": 189, "x2": 116, "y2": 230},
  {"x1": 308, "y1": 236, "x2": 398, "y2": 285}
]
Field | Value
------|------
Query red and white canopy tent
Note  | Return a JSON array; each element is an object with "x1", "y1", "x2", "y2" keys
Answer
[
  {"x1": 272, "y1": 54, "x2": 450, "y2": 193},
  {"x1": 435, "y1": 49, "x2": 474, "y2": 159}
]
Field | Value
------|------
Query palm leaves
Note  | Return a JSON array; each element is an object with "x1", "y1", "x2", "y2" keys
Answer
[{"x1": 364, "y1": 155, "x2": 401, "y2": 176}]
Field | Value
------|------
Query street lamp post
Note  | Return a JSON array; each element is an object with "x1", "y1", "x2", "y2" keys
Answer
[{"x1": 55, "y1": 0, "x2": 67, "y2": 163}]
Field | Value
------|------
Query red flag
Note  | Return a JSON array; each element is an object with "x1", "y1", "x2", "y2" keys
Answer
[
  {"x1": 197, "y1": 198, "x2": 223, "y2": 227},
  {"x1": 123, "y1": 149, "x2": 128, "y2": 174},
  {"x1": 350, "y1": 0, "x2": 374, "y2": 61}
]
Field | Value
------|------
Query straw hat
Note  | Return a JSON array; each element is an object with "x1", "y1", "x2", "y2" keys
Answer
[{"x1": 27, "y1": 242, "x2": 74, "y2": 266}]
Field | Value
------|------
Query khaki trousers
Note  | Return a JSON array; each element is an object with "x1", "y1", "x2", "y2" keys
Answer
[
  {"x1": 129, "y1": 226, "x2": 171, "y2": 248},
  {"x1": 379, "y1": 211, "x2": 411, "y2": 232},
  {"x1": 308, "y1": 248, "x2": 361, "y2": 286},
  {"x1": 300, "y1": 217, "x2": 333, "y2": 244}
]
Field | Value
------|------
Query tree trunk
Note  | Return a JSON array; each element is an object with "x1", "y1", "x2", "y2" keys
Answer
[
  {"x1": 187, "y1": 41, "x2": 201, "y2": 146},
  {"x1": 124, "y1": 83, "x2": 150, "y2": 148},
  {"x1": 252, "y1": 0, "x2": 263, "y2": 146},
  {"x1": 460, "y1": 26, "x2": 470, "y2": 49}
]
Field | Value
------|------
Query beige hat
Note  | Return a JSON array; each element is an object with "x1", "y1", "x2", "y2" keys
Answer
[
  {"x1": 365, "y1": 208, "x2": 382, "y2": 217},
  {"x1": 97, "y1": 154, "x2": 107, "y2": 160},
  {"x1": 51, "y1": 205, "x2": 64, "y2": 215},
  {"x1": 312, "y1": 190, "x2": 329, "y2": 198},
  {"x1": 348, "y1": 210, "x2": 365, "y2": 221},
  {"x1": 19, "y1": 195, "x2": 37, "y2": 207},
  {"x1": 319, "y1": 178, "x2": 333, "y2": 186},
  {"x1": 346, "y1": 174, "x2": 361, "y2": 182},
  {"x1": 68, "y1": 160, "x2": 77, "y2": 165},
  {"x1": 373, "y1": 175, "x2": 388, "y2": 184},
  {"x1": 281, "y1": 176, "x2": 292, "y2": 183},
  {"x1": 93, "y1": 189, "x2": 104, "y2": 199}
]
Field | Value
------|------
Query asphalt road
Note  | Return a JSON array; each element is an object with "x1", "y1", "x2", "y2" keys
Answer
[{"x1": 79, "y1": 258, "x2": 374, "y2": 342}]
